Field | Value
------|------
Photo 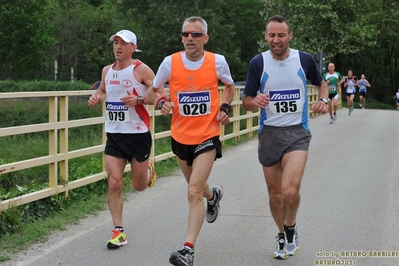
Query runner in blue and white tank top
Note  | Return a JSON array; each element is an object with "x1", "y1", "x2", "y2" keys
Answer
[
  {"x1": 245, "y1": 49, "x2": 320, "y2": 130},
  {"x1": 344, "y1": 70, "x2": 358, "y2": 115},
  {"x1": 242, "y1": 15, "x2": 329, "y2": 261},
  {"x1": 358, "y1": 74, "x2": 371, "y2": 109}
]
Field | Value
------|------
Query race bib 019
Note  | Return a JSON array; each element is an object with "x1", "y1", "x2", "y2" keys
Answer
[
  {"x1": 269, "y1": 89, "x2": 302, "y2": 114},
  {"x1": 177, "y1": 91, "x2": 211, "y2": 116},
  {"x1": 105, "y1": 101, "x2": 130, "y2": 122}
]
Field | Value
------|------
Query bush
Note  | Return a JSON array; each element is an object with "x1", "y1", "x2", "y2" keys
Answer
[{"x1": 0, "y1": 80, "x2": 91, "y2": 93}]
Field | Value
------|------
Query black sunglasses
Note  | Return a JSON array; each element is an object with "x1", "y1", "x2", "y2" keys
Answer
[{"x1": 181, "y1": 31, "x2": 205, "y2": 38}]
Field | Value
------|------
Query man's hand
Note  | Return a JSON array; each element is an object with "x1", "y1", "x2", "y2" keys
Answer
[
  {"x1": 252, "y1": 93, "x2": 270, "y2": 109},
  {"x1": 216, "y1": 111, "x2": 230, "y2": 125},
  {"x1": 88, "y1": 94, "x2": 101, "y2": 107},
  {"x1": 120, "y1": 91, "x2": 138, "y2": 107},
  {"x1": 312, "y1": 100, "x2": 328, "y2": 114}
]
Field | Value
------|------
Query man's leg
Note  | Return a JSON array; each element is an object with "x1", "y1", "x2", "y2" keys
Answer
[
  {"x1": 180, "y1": 149, "x2": 217, "y2": 245},
  {"x1": 130, "y1": 158, "x2": 156, "y2": 191},
  {"x1": 105, "y1": 155, "x2": 128, "y2": 248},
  {"x1": 169, "y1": 150, "x2": 216, "y2": 266},
  {"x1": 263, "y1": 162, "x2": 284, "y2": 233},
  {"x1": 281, "y1": 150, "x2": 308, "y2": 256},
  {"x1": 333, "y1": 98, "x2": 338, "y2": 120},
  {"x1": 280, "y1": 150, "x2": 308, "y2": 226},
  {"x1": 263, "y1": 161, "x2": 287, "y2": 259},
  {"x1": 328, "y1": 101, "x2": 333, "y2": 118}
]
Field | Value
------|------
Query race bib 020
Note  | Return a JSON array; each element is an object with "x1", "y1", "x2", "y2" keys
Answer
[
  {"x1": 177, "y1": 91, "x2": 211, "y2": 116},
  {"x1": 269, "y1": 89, "x2": 302, "y2": 114},
  {"x1": 105, "y1": 101, "x2": 130, "y2": 122}
]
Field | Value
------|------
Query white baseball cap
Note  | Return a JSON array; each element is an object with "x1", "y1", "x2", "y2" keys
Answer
[{"x1": 109, "y1": 30, "x2": 142, "y2": 52}]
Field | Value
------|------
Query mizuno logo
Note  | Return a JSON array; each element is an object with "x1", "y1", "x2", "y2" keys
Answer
[
  {"x1": 270, "y1": 92, "x2": 300, "y2": 100},
  {"x1": 106, "y1": 104, "x2": 128, "y2": 110},
  {"x1": 180, "y1": 95, "x2": 210, "y2": 103}
]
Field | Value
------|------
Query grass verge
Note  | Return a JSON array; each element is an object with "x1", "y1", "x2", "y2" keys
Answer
[{"x1": 0, "y1": 135, "x2": 251, "y2": 263}]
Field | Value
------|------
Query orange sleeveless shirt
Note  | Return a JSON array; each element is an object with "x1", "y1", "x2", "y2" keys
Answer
[{"x1": 169, "y1": 51, "x2": 220, "y2": 144}]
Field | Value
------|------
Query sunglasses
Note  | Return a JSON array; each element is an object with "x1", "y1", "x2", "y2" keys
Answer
[{"x1": 181, "y1": 31, "x2": 205, "y2": 38}]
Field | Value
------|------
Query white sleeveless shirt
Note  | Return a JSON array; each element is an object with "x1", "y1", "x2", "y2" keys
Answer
[{"x1": 104, "y1": 61, "x2": 150, "y2": 133}]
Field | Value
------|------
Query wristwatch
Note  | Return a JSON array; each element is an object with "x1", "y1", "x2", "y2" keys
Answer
[
  {"x1": 137, "y1": 96, "x2": 144, "y2": 105},
  {"x1": 319, "y1": 98, "x2": 328, "y2": 105}
]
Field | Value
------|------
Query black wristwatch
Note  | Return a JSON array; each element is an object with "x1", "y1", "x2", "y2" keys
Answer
[
  {"x1": 219, "y1": 102, "x2": 232, "y2": 115},
  {"x1": 319, "y1": 98, "x2": 328, "y2": 105}
]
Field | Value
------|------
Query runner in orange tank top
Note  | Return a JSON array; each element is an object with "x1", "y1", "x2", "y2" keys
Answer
[{"x1": 148, "y1": 16, "x2": 235, "y2": 266}]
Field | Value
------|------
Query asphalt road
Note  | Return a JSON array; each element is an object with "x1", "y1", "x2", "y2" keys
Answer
[{"x1": 5, "y1": 108, "x2": 399, "y2": 266}]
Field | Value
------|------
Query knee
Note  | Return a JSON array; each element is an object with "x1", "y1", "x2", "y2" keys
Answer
[
  {"x1": 282, "y1": 186, "x2": 299, "y2": 202},
  {"x1": 269, "y1": 193, "x2": 284, "y2": 207},
  {"x1": 187, "y1": 185, "x2": 203, "y2": 204},
  {"x1": 108, "y1": 177, "x2": 123, "y2": 193},
  {"x1": 133, "y1": 182, "x2": 146, "y2": 192}
]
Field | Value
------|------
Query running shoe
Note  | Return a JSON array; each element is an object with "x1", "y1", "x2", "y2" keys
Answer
[
  {"x1": 348, "y1": 110, "x2": 351, "y2": 115},
  {"x1": 169, "y1": 247, "x2": 194, "y2": 266},
  {"x1": 273, "y1": 233, "x2": 288, "y2": 260},
  {"x1": 363, "y1": 106, "x2": 366, "y2": 110},
  {"x1": 359, "y1": 103, "x2": 363, "y2": 107},
  {"x1": 147, "y1": 159, "x2": 157, "y2": 188},
  {"x1": 285, "y1": 225, "x2": 299, "y2": 256},
  {"x1": 106, "y1": 229, "x2": 127, "y2": 248},
  {"x1": 333, "y1": 113, "x2": 337, "y2": 121},
  {"x1": 206, "y1": 185, "x2": 224, "y2": 223},
  {"x1": 330, "y1": 117, "x2": 334, "y2": 124}
]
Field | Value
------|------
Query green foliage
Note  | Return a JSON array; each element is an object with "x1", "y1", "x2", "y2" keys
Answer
[
  {"x1": 260, "y1": 0, "x2": 399, "y2": 104},
  {"x1": 0, "y1": 80, "x2": 91, "y2": 93},
  {"x1": 0, "y1": 0, "x2": 56, "y2": 80},
  {"x1": 0, "y1": 157, "x2": 107, "y2": 237},
  {"x1": 106, "y1": 0, "x2": 265, "y2": 81},
  {"x1": 0, "y1": 0, "x2": 399, "y2": 101}
]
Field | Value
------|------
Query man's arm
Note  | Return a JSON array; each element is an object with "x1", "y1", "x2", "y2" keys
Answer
[
  {"x1": 88, "y1": 66, "x2": 108, "y2": 107},
  {"x1": 312, "y1": 80, "x2": 329, "y2": 114},
  {"x1": 137, "y1": 64, "x2": 166, "y2": 105},
  {"x1": 221, "y1": 82, "x2": 234, "y2": 106},
  {"x1": 318, "y1": 80, "x2": 329, "y2": 99},
  {"x1": 216, "y1": 82, "x2": 235, "y2": 125}
]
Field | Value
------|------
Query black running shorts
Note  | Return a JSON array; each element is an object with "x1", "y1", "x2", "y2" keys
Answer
[
  {"x1": 105, "y1": 132, "x2": 152, "y2": 162},
  {"x1": 171, "y1": 136, "x2": 222, "y2": 166}
]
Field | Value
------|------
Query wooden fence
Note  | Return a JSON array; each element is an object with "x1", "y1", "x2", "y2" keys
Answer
[{"x1": 0, "y1": 86, "x2": 323, "y2": 211}]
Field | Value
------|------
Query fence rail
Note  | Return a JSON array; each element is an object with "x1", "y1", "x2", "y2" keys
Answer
[{"x1": 0, "y1": 86, "x2": 321, "y2": 211}]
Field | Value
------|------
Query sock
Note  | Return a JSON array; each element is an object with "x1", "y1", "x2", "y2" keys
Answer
[
  {"x1": 284, "y1": 224, "x2": 296, "y2": 232},
  {"x1": 284, "y1": 224, "x2": 295, "y2": 242},
  {"x1": 183, "y1": 242, "x2": 195, "y2": 253},
  {"x1": 208, "y1": 188, "x2": 216, "y2": 204},
  {"x1": 115, "y1": 226, "x2": 124, "y2": 232}
]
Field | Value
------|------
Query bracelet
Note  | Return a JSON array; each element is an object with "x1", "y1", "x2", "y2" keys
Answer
[
  {"x1": 155, "y1": 96, "x2": 168, "y2": 110},
  {"x1": 219, "y1": 102, "x2": 232, "y2": 115},
  {"x1": 318, "y1": 98, "x2": 328, "y2": 105}
]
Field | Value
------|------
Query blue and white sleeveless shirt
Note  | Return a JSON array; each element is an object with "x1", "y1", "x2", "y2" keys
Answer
[{"x1": 245, "y1": 49, "x2": 322, "y2": 132}]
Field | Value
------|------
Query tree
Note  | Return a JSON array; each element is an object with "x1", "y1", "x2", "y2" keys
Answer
[
  {"x1": 0, "y1": 0, "x2": 55, "y2": 80},
  {"x1": 120, "y1": 0, "x2": 265, "y2": 81}
]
